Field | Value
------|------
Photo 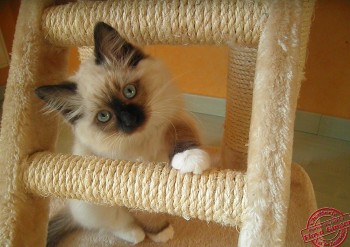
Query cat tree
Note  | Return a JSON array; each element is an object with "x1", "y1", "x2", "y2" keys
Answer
[{"x1": 0, "y1": 0, "x2": 317, "y2": 246}]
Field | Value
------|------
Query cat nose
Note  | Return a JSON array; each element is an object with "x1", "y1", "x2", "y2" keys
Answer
[{"x1": 119, "y1": 111, "x2": 136, "y2": 127}]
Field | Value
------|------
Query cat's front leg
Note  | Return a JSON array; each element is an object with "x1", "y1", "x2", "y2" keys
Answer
[
  {"x1": 69, "y1": 200, "x2": 145, "y2": 244},
  {"x1": 108, "y1": 206, "x2": 146, "y2": 244},
  {"x1": 167, "y1": 116, "x2": 211, "y2": 174}
]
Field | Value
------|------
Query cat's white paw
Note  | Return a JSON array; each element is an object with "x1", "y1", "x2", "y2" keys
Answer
[
  {"x1": 114, "y1": 226, "x2": 145, "y2": 245},
  {"x1": 171, "y1": 148, "x2": 210, "y2": 174},
  {"x1": 130, "y1": 228, "x2": 146, "y2": 244}
]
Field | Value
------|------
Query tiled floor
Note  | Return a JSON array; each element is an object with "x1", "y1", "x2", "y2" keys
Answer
[
  {"x1": 293, "y1": 131, "x2": 350, "y2": 212},
  {"x1": 292, "y1": 131, "x2": 350, "y2": 246}
]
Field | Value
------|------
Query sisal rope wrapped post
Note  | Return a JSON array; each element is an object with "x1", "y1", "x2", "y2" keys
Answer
[
  {"x1": 78, "y1": 46, "x2": 93, "y2": 63},
  {"x1": 222, "y1": 46, "x2": 257, "y2": 171},
  {"x1": 41, "y1": 0, "x2": 269, "y2": 46},
  {"x1": 23, "y1": 152, "x2": 247, "y2": 227},
  {"x1": 0, "y1": 1, "x2": 69, "y2": 246}
]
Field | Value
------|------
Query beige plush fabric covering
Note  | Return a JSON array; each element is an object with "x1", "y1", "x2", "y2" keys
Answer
[
  {"x1": 239, "y1": 1, "x2": 315, "y2": 246},
  {"x1": 0, "y1": 0, "x2": 69, "y2": 246},
  {"x1": 0, "y1": 0, "x2": 316, "y2": 246}
]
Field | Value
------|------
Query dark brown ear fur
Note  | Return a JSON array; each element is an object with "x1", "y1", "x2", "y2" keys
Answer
[
  {"x1": 35, "y1": 82, "x2": 83, "y2": 124},
  {"x1": 94, "y1": 22, "x2": 146, "y2": 67},
  {"x1": 166, "y1": 119, "x2": 201, "y2": 161}
]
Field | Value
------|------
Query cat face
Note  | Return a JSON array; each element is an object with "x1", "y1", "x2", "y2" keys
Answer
[{"x1": 36, "y1": 22, "x2": 181, "y2": 153}]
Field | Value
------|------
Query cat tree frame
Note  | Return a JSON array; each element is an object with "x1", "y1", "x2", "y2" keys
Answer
[{"x1": 0, "y1": 0, "x2": 317, "y2": 246}]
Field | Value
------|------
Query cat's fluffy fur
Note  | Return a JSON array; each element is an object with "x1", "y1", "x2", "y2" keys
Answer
[{"x1": 36, "y1": 22, "x2": 210, "y2": 246}]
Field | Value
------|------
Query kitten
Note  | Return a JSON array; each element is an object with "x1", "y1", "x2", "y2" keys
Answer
[{"x1": 36, "y1": 22, "x2": 210, "y2": 246}]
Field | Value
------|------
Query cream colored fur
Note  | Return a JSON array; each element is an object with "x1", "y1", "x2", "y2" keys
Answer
[
  {"x1": 68, "y1": 200, "x2": 147, "y2": 244},
  {"x1": 70, "y1": 55, "x2": 209, "y2": 167},
  {"x1": 72, "y1": 58, "x2": 180, "y2": 162},
  {"x1": 56, "y1": 44, "x2": 210, "y2": 244}
]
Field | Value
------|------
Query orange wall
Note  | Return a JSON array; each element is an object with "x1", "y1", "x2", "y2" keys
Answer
[
  {"x1": 0, "y1": 1, "x2": 19, "y2": 86},
  {"x1": 144, "y1": 0, "x2": 350, "y2": 119},
  {"x1": 1, "y1": 0, "x2": 350, "y2": 119},
  {"x1": 298, "y1": 0, "x2": 350, "y2": 119},
  {"x1": 145, "y1": 0, "x2": 350, "y2": 119},
  {"x1": 143, "y1": 45, "x2": 228, "y2": 98}
]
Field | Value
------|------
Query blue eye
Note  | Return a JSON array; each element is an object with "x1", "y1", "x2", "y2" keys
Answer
[
  {"x1": 123, "y1": 84, "x2": 137, "y2": 99},
  {"x1": 97, "y1": 111, "x2": 111, "y2": 123}
]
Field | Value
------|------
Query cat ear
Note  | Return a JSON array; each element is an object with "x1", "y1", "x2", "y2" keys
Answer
[
  {"x1": 93, "y1": 22, "x2": 146, "y2": 67},
  {"x1": 35, "y1": 82, "x2": 83, "y2": 124}
]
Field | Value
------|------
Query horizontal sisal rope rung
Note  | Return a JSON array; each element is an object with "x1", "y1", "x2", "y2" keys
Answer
[
  {"x1": 42, "y1": 0, "x2": 269, "y2": 46},
  {"x1": 22, "y1": 152, "x2": 247, "y2": 227}
]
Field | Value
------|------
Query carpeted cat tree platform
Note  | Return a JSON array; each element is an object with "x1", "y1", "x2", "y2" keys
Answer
[{"x1": 0, "y1": 0, "x2": 317, "y2": 246}]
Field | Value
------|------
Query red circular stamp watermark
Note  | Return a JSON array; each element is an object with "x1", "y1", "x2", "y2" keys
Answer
[{"x1": 301, "y1": 207, "x2": 350, "y2": 247}]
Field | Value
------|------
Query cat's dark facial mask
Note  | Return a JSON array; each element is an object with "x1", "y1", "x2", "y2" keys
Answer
[
  {"x1": 94, "y1": 79, "x2": 149, "y2": 134},
  {"x1": 35, "y1": 22, "x2": 149, "y2": 134}
]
